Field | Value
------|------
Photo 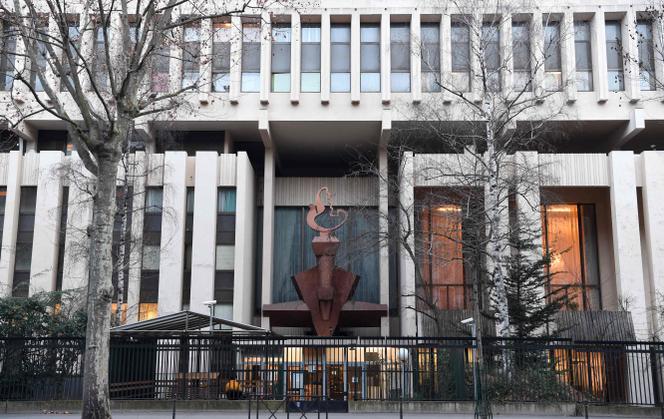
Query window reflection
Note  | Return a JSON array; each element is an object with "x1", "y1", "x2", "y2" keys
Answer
[{"x1": 542, "y1": 204, "x2": 601, "y2": 311}]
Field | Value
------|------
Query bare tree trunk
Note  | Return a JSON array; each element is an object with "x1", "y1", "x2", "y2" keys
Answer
[
  {"x1": 82, "y1": 156, "x2": 119, "y2": 419},
  {"x1": 114, "y1": 154, "x2": 131, "y2": 326}
]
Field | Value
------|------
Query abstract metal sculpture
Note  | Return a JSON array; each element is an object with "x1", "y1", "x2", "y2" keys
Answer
[{"x1": 292, "y1": 187, "x2": 358, "y2": 336}]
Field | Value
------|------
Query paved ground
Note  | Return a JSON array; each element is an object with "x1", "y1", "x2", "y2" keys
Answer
[{"x1": 0, "y1": 413, "x2": 655, "y2": 419}]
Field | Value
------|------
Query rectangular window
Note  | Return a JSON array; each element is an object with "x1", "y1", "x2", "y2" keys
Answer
[
  {"x1": 418, "y1": 204, "x2": 469, "y2": 310},
  {"x1": 390, "y1": 23, "x2": 410, "y2": 92},
  {"x1": 512, "y1": 21, "x2": 531, "y2": 92},
  {"x1": 451, "y1": 22, "x2": 470, "y2": 92},
  {"x1": 182, "y1": 187, "x2": 194, "y2": 309},
  {"x1": 360, "y1": 24, "x2": 380, "y2": 92},
  {"x1": 55, "y1": 187, "x2": 69, "y2": 293},
  {"x1": 182, "y1": 21, "x2": 200, "y2": 88},
  {"x1": 93, "y1": 26, "x2": 109, "y2": 90},
  {"x1": 271, "y1": 24, "x2": 291, "y2": 92},
  {"x1": 574, "y1": 21, "x2": 593, "y2": 91},
  {"x1": 30, "y1": 18, "x2": 49, "y2": 92},
  {"x1": 13, "y1": 187, "x2": 37, "y2": 297},
  {"x1": 637, "y1": 20, "x2": 656, "y2": 91},
  {"x1": 60, "y1": 16, "x2": 80, "y2": 92},
  {"x1": 140, "y1": 187, "x2": 162, "y2": 320},
  {"x1": 0, "y1": 24, "x2": 17, "y2": 91},
  {"x1": 215, "y1": 188, "x2": 236, "y2": 320},
  {"x1": 544, "y1": 21, "x2": 563, "y2": 91},
  {"x1": 301, "y1": 24, "x2": 321, "y2": 92},
  {"x1": 421, "y1": 23, "x2": 440, "y2": 92},
  {"x1": 331, "y1": 24, "x2": 351, "y2": 92},
  {"x1": 0, "y1": 188, "x2": 6, "y2": 260},
  {"x1": 542, "y1": 204, "x2": 601, "y2": 311},
  {"x1": 482, "y1": 23, "x2": 501, "y2": 92},
  {"x1": 241, "y1": 21, "x2": 261, "y2": 92},
  {"x1": 212, "y1": 20, "x2": 232, "y2": 92},
  {"x1": 605, "y1": 20, "x2": 624, "y2": 92}
]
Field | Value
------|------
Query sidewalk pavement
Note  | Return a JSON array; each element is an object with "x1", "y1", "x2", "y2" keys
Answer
[{"x1": 0, "y1": 413, "x2": 654, "y2": 419}]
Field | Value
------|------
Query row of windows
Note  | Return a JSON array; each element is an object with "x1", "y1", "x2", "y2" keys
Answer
[{"x1": 0, "y1": 15, "x2": 657, "y2": 96}]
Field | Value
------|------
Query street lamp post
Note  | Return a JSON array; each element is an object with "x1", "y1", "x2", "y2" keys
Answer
[
  {"x1": 203, "y1": 300, "x2": 217, "y2": 332},
  {"x1": 398, "y1": 348, "x2": 409, "y2": 419},
  {"x1": 461, "y1": 318, "x2": 478, "y2": 404}
]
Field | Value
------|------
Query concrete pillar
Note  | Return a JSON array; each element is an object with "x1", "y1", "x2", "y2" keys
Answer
[
  {"x1": 0, "y1": 151, "x2": 22, "y2": 297},
  {"x1": 500, "y1": 13, "x2": 513, "y2": 94},
  {"x1": 381, "y1": 12, "x2": 391, "y2": 104},
  {"x1": 29, "y1": 151, "x2": 64, "y2": 295},
  {"x1": 562, "y1": 11, "x2": 577, "y2": 103},
  {"x1": 623, "y1": 10, "x2": 640, "y2": 103},
  {"x1": 199, "y1": 17, "x2": 213, "y2": 94},
  {"x1": 591, "y1": 10, "x2": 608, "y2": 103},
  {"x1": 233, "y1": 152, "x2": 256, "y2": 325},
  {"x1": 189, "y1": 152, "x2": 218, "y2": 315},
  {"x1": 531, "y1": 12, "x2": 544, "y2": 97},
  {"x1": 641, "y1": 151, "x2": 664, "y2": 337},
  {"x1": 229, "y1": 15, "x2": 242, "y2": 104},
  {"x1": 399, "y1": 152, "x2": 417, "y2": 336},
  {"x1": 261, "y1": 147, "x2": 276, "y2": 328},
  {"x1": 79, "y1": 11, "x2": 95, "y2": 93},
  {"x1": 126, "y1": 152, "x2": 146, "y2": 323},
  {"x1": 290, "y1": 13, "x2": 301, "y2": 104},
  {"x1": 169, "y1": 13, "x2": 183, "y2": 93},
  {"x1": 321, "y1": 12, "x2": 331, "y2": 104},
  {"x1": 608, "y1": 151, "x2": 648, "y2": 338},
  {"x1": 61, "y1": 152, "x2": 93, "y2": 294},
  {"x1": 157, "y1": 152, "x2": 188, "y2": 316},
  {"x1": 259, "y1": 12, "x2": 271, "y2": 104},
  {"x1": 470, "y1": 13, "x2": 482, "y2": 101},
  {"x1": 441, "y1": 14, "x2": 452, "y2": 103},
  {"x1": 378, "y1": 146, "x2": 390, "y2": 336},
  {"x1": 653, "y1": 17, "x2": 664, "y2": 99},
  {"x1": 410, "y1": 12, "x2": 421, "y2": 102},
  {"x1": 351, "y1": 11, "x2": 360, "y2": 104}
]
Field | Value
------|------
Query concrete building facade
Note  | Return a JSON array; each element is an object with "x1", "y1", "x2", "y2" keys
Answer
[{"x1": 0, "y1": 0, "x2": 663, "y2": 340}]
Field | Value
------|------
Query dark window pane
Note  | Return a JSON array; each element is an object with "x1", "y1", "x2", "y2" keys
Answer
[
  {"x1": 360, "y1": 44, "x2": 380, "y2": 72},
  {"x1": 302, "y1": 44, "x2": 321, "y2": 72},
  {"x1": 331, "y1": 44, "x2": 351, "y2": 72}
]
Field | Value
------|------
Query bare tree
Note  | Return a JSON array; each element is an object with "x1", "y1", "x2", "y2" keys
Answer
[{"x1": 0, "y1": 0, "x2": 301, "y2": 416}]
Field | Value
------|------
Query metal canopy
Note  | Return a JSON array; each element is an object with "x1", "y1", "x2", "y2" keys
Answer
[{"x1": 111, "y1": 310, "x2": 266, "y2": 333}]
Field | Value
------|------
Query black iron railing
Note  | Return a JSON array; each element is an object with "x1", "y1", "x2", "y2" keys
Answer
[{"x1": 1, "y1": 334, "x2": 664, "y2": 407}]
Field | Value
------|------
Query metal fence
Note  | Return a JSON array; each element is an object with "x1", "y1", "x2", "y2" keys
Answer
[{"x1": 1, "y1": 333, "x2": 664, "y2": 407}]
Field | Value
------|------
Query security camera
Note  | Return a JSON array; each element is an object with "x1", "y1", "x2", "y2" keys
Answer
[{"x1": 460, "y1": 317, "x2": 474, "y2": 325}]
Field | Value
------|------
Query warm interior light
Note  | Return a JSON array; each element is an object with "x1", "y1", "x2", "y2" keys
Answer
[{"x1": 435, "y1": 205, "x2": 461, "y2": 213}]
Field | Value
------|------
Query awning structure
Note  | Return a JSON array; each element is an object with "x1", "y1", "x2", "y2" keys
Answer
[
  {"x1": 262, "y1": 300, "x2": 387, "y2": 328},
  {"x1": 111, "y1": 310, "x2": 266, "y2": 333}
]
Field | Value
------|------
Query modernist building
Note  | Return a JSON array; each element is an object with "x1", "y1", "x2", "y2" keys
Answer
[{"x1": 0, "y1": 0, "x2": 663, "y2": 342}]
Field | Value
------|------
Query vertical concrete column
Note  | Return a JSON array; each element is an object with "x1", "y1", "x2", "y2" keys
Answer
[
  {"x1": 0, "y1": 152, "x2": 22, "y2": 297},
  {"x1": 233, "y1": 152, "x2": 256, "y2": 325},
  {"x1": 229, "y1": 16, "x2": 242, "y2": 104},
  {"x1": 608, "y1": 151, "x2": 648, "y2": 338},
  {"x1": 623, "y1": 10, "x2": 640, "y2": 103},
  {"x1": 381, "y1": 12, "x2": 391, "y2": 104},
  {"x1": 514, "y1": 151, "x2": 543, "y2": 261},
  {"x1": 321, "y1": 12, "x2": 331, "y2": 104},
  {"x1": 653, "y1": 18, "x2": 664, "y2": 98},
  {"x1": 61, "y1": 152, "x2": 93, "y2": 294},
  {"x1": 290, "y1": 12, "x2": 301, "y2": 104},
  {"x1": 441, "y1": 14, "x2": 452, "y2": 103},
  {"x1": 190, "y1": 152, "x2": 219, "y2": 314},
  {"x1": 261, "y1": 147, "x2": 276, "y2": 328},
  {"x1": 470, "y1": 13, "x2": 482, "y2": 101},
  {"x1": 199, "y1": 17, "x2": 213, "y2": 94},
  {"x1": 411, "y1": 12, "x2": 421, "y2": 102},
  {"x1": 378, "y1": 146, "x2": 390, "y2": 335},
  {"x1": 500, "y1": 13, "x2": 513, "y2": 94},
  {"x1": 399, "y1": 152, "x2": 417, "y2": 336},
  {"x1": 126, "y1": 152, "x2": 146, "y2": 323},
  {"x1": 641, "y1": 151, "x2": 664, "y2": 337},
  {"x1": 29, "y1": 151, "x2": 64, "y2": 295},
  {"x1": 169, "y1": 13, "x2": 183, "y2": 92},
  {"x1": 562, "y1": 11, "x2": 577, "y2": 103},
  {"x1": 531, "y1": 12, "x2": 544, "y2": 97},
  {"x1": 46, "y1": 15, "x2": 61, "y2": 91},
  {"x1": 260, "y1": 12, "x2": 272, "y2": 104},
  {"x1": 157, "y1": 152, "x2": 188, "y2": 316},
  {"x1": 591, "y1": 10, "x2": 608, "y2": 103},
  {"x1": 351, "y1": 11, "x2": 361, "y2": 104},
  {"x1": 77, "y1": 11, "x2": 95, "y2": 92}
]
